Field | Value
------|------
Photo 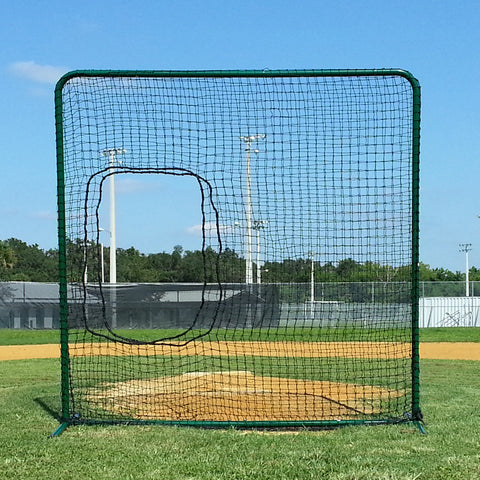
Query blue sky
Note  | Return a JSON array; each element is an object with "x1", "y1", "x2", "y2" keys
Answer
[{"x1": 1, "y1": 0, "x2": 479, "y2": 272}]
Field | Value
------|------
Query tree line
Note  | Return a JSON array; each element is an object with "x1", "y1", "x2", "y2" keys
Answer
[{"x1": 1, "y1": 237, "x2": 476, "y2": 286}]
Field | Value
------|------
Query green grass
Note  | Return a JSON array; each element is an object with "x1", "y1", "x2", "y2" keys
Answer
[
  {"x1": 1, "y1": 326, "x2": 479, "y2": 346},
  {"x1": 0, "y1": 358, "x2": 479, "y2": 479},
  {"x1": 0, "y1": 328, "x2": 60, "y2": 345},
  {"x1": 419, "y1": 327, "x2": 480, "y2": 342}
]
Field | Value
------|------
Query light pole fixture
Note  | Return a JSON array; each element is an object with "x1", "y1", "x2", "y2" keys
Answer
[
  {"x1": 240, "y1": 134, "x2": 266, "y2": 284},
  {"x1": 459, "y1": 243, "x2": 472, "y2": 297},
  {"x1": 101, "y1": 148, "x2": 126, "y2": 284}
]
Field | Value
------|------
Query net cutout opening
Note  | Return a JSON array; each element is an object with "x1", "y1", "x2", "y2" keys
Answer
[{"x1": 80, "y1": 166, "x2": 224, "y2": 345}]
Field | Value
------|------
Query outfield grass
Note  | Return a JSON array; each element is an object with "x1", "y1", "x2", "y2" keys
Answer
[
  {"x1": 419, "y1": 327, "x2": 480, "y2": 342},
  {"x1": 1, "y1": 326, "x2": 479, "y2": 345},
  {"x1": 0, "y1": 357, "x2": 479, "y2": 479}
]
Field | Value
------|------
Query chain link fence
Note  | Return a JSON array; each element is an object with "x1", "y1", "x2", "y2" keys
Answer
[{"x1": 1, "y1": 281, "x2": 479, "y2": 329}]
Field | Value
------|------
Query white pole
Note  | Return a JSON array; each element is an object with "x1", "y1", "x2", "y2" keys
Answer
[
  {"x1": 459, "y1": 243, "x2": 472, "y2": 297},
  {"x1": 101, "y1": 148, "x2": 126, "y2": 283},
  {"x1": 83, "y1": 260, "x2": 88, "y2": 284},
  {"x1": 83, "y1": 245, "x2": 88, "y2": 284},
  {"x1": 466, "y1": 249, "x2": 470, "y2": 297},
  {"x1": 310, "y1": 252, "x2": 315, "y2": 320},
  {"x1": 245, "y1": 146, "x2": 253, "y2": 285},
  {"x1": 240, "y1": 135, "x2": 265, "y2": 285},
  {"x1": 100, "y1": 243, "x2": 104, "y2": 283},
  {"x1": 253, "y1": 220, "x2": 268, "y2": 284},
  {"x1": 256, "y1": 227, "x2": 261, "y2": 284},
  {"x1": 109, "y1": 151, "x2": 117, "y2": 284},
  {"x1": 101, "y1": 148, "x2": 125, "y2": 331}
]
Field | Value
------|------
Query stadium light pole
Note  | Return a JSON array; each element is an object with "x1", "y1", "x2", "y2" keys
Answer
[
  {"x1": 253, "y1": 220, "x2": 268, "y2": 284},
  {"x1": 101, "y1": 148, "x2": 126, "y2": 283},
  {"x1": 459, "y1": 243, "x2": 472, "y2": 297},
  {"x1": 100, "y1": 242, "x2": 104, "y2": 284},
  {"x1": 98, "y1": 228, "x2": 109, "y2": 283},
  {"x1": 310, "y1": 252, "x2": 315, "y2": 320},
  {"x1": 83, "y1": 249, "x2": 88, "y2": 285},
  {"x1": 240, "y1": 134, "x2": 266, "y2": 284}
]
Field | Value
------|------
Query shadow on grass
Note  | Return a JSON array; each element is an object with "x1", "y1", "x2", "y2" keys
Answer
[{"x1": 34, "y1": 396, "x2": 61, "y2": 421}]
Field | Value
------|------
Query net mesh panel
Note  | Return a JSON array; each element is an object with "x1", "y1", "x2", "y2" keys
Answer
[{"x1": 57, "y1": 71, "x2": 417, "y2": 426}]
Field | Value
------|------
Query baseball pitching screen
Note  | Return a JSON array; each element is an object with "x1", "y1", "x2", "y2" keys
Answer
[{"x1": 55, "y1": 69, "x2": 421, "y2": 430}]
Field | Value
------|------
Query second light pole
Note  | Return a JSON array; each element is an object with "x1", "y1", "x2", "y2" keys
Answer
[
  {"x1": 240, "y1": 134, "x2": 265, "y2": 284},
  {"x1": 459, "y1": 243, "x2": 472, "y2": 297}
]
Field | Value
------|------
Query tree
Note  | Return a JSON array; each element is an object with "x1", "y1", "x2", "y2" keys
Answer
[
  {"x1": 218, "y1": 248, "x2": 244, "y2": 283},
  {"x1": 117, "y1": 247, "x2": 151, "y2": 282},
  {"x1": 3, "y1": 238, "x2": 57, "y2": 282},
  {"x1": 147, "y1": 252, "x2": 179, "y2": 282},
  {"x1": 0, "y1": 241, "x2": 16, "y2": 280},
  {"x1": 2, "y1": 237, "x2": 480, "y2": 288},
  {"x1": 469, "y1": 266, "x2": 480, "y2": 281},
  {"x1": 418, "y1": 262, "x2": 437, "y2": 281},
  {"x1": 336, "y1": 258, "x2": 361, "y2": 281}
]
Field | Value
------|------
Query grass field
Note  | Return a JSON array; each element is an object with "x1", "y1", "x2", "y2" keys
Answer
[
  {"x1": 0, "y1": 356, "x2": 479, "y2": 479},
  {"x1": 0, "y1": 328, "x2": 480, "y2": 480},
  {"x1": 0, "y1": 328, "x2": 479, "y2": 479},
  {"x1": 1, "y1": 326, "x2": 479, "y2": 345}
]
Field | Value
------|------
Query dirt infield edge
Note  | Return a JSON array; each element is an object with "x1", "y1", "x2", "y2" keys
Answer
[{"x1": 1, "y1": 342, "x2": 479, "y2": 361}]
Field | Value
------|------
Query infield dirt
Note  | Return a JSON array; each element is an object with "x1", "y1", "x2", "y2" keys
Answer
[
  {"x1": 85, "y1": 371, "x2": 403, "y2": 421},
  {"x1": 1, "y1": 342, "x2": 479, "y2": 361}
]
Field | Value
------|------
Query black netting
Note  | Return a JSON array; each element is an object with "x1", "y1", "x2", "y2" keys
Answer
[{"x1": 56, "y1": 71, "x2": 419, "y2": 426}]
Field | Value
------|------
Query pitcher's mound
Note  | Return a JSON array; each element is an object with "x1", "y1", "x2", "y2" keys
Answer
[{"x1": 87, "y1": 371, "x2": 403, "y2": 422}]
